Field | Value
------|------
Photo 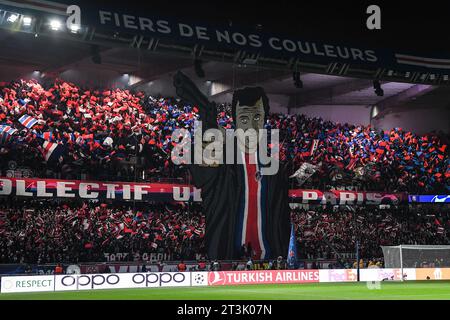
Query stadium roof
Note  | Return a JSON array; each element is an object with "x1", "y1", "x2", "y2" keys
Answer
[
  {"x1": 0, "y1": 0, "x2": 447, "y2": 120},
  {"x1": 1, "y1": 0, "x2": 450, "y2": 86},
  {"x1": 52, "y1": 0, "x2": 450, "y2": 54},
  {"x1": 0, "y1": 27, "x2": 439, "y2": 113}
]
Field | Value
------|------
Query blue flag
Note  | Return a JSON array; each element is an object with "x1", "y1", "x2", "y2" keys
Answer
[{"x1": 287, "y1": 224, "x2": 299, "y2": 269}]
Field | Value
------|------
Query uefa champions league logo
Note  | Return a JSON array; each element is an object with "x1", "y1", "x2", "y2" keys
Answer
[{"x1": 366, "y1": 279, "x2": 381, "y2": 290}]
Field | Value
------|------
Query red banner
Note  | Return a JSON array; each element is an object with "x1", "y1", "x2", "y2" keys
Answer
[
  {"x1": 0, "y1": 177, "x2": 407, "y2": 204},
  {"x1": 0, "y1": 177, "x2": 190, "y2": 202},
  {"x1": 288, "y1": 189, "x2": 407, "y2": 205}
]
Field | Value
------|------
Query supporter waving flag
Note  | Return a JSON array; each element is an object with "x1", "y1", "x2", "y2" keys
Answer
[
  {"x1": 0, "y1": 125, "x2": 17, "y2": 135},
  {"x1": 0, "y1": 132, "x2": 11, "y2": 145},
  {"x1": 18, "y1": 114, "x2": 38, "y2": 129},
  {"x1": 41, "y1": 141, "x2": 65, "y2": 163},
  {"x1": 36, "y1": 132, "x2": 54, "y2": 141}
]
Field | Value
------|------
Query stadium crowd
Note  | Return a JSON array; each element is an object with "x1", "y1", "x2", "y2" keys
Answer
[
  {"x1": 0, "y1": 199, "x2": 205, "y2": 264},
  {"x1": 293, "y1": 205, "x2": 450, "y2": 262},
  {"x1": 0, "y1": 79, "x2": 448, "y2": 193},
  {"x1": 0, "y1": 198, "x2": 449, "y2": 265}
]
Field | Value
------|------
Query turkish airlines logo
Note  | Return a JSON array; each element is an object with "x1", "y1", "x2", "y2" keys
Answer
[{"x1": 208, "y1": 272, "x2": 226, "y2": 285}]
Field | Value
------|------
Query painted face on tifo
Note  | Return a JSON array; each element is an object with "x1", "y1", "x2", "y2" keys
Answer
[{"x1": 235, "y1": 97, "x2": 265, "y2": 153}]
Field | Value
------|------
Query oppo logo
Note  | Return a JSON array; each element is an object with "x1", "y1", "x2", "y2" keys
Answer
[
  {"x1": 60, "y1": 275, "x2": 120, "y2": 288},
  {"x1": 132, "y1": 273, "x2": 186, "y2": 286}
]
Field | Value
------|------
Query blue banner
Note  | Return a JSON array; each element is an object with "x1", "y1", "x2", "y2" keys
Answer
[
  {"x1": 287, "y1": 224, "x2": 299, "y2": 269},
  {"x1": 409, "y1": 195, "x2": 450, "y2": 203}
]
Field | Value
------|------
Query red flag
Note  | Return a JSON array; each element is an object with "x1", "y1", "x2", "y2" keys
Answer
[{"x1": 124, "y1": 227, "x2": 133, "y2": 233}]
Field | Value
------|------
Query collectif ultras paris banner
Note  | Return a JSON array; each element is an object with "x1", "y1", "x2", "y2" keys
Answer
[{"x1": 0, "y1": 177, "x2": 410, "y2": 204}]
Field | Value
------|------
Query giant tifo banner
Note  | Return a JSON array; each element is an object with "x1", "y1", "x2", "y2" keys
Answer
[
  {"x1": 3, "y1": 268, "x2": 450, "y2": 293},
  {"x1": 0, "y1": 177, "x2": 407, "y2": 204}
]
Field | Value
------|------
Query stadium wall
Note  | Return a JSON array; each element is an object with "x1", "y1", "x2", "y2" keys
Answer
[
  {"x1": 289, "y1": 105, "x2": 372, "y2": 126},
  {"x1": 58, "y1": 68, "x2": 130, "y2": 90},
  {"x1": 372, "y1": 106, "x2": 450, "y2": 135},
  {"x1": 0, "y1": 65, "x2": 29, "y2": 82}
]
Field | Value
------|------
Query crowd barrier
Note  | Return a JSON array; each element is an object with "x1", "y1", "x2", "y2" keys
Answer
[{"x1": 1, "y1": 268, "x2": 450, "y2": 293}]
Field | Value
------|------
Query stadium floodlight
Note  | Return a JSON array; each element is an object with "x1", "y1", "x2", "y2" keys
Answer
[
  {"x1": 405, "y1": 72, "x2": 410, "y2": 78},
  {"x1": 49, "y1": 19, "x2": 62, "y2": 31},
  {"x1": 122, "y1": 73, "x2": 130, "y2": 86},
  {"x1": 387, "y1": 70, "x2": 394, "y2": 76},
  {"x1": 23, "y1": 16, "x2": 32, "y2": 26},
  {"x1": 429, "y1": 74, "x2": 436, "y2": 80},
  {"x1": 7, "y1": 14, "x2": 19, "y2": 23},
  {"x1": 444, "y1": 75, "x2": 449, "y2": 81}
]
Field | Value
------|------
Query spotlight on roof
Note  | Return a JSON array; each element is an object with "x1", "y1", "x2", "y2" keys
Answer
[
  {"x1": 405, "y1": 72, "x2": 410, "y2": 78},
  {"x1": 444, "y1": 75, "x2": 449, "y2": 81},
  {"x1": 429, "y1": 74, "x2": 436, "y2": 80},
  {"x1": 293, "y1": 71, "x2": 303, "y2": 89},
  {"x1": 373, "y1": 80, "x2": 384, "y2": 97},
  {"x1": 387, "y1": 70, "x2": 394, "y2": 76},
  {"x1": 121, "y1": 73, "x2": 130, "y2": 86},
  {"x1": 7, "y1": 14, "x2": 19, "y2": 23},
  {"x1": 49, "y1": 19, "x2": 62, "y2": 31},
  {"x1": 23, "y1": 16, "x2": 32, "y2": 26},
  {"x1": 194, "y1": 59, "x2": 205, "y2": 78}
]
